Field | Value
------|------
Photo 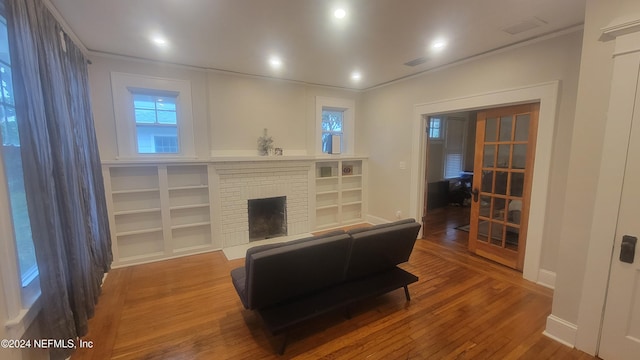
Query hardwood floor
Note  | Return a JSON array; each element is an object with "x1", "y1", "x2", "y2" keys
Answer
[{"x1": 73, "y1": 208, "x2": 598, "y2": 359}]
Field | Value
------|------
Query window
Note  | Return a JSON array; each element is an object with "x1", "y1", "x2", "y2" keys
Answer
[
  {"x1": 133, "y1": 93, "x2": 179, "y2": 154},
  {"x1": 429, "y1": 117, "x2": 443, "y2": 140},
  {"x1": 111, "y1": 72, "x2": 195, "y2": 159},
  {"x1": 315, "y1": 96, "x2": 355, "y2": 155},
  {"x1": 321, "y1": 109, "x2": 343, "y2": 153},
  {"x1": 443, "y1": 117, "x2": 466, "y2": 179},
  {"x1": 0, "y1": 15, "x2": 38, "y2": 288}
]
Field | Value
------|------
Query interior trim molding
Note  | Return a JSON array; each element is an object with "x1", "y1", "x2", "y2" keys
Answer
[
  {"x1": 537, "y1": 269, "x2": 556, "y2": 289},
  {"x1": 410, "y1": 81, "x2": 560, "y2": 282},
  {"x1": 544, "y1": 315, "x2": 578, "y2": 348}
]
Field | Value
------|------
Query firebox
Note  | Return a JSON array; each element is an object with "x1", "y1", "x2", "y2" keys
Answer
[{"x1": 248, "y1": 196, "x2": 287, "y2": 241}]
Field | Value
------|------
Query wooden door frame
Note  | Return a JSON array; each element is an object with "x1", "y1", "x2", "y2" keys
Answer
[{"x1": 409, "y1": 81, "x2": 560, "y2": 283}]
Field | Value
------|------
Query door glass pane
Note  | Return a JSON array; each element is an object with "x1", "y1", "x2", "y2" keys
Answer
[
  {"x1": 479, "y1": 195, "x2": 491, "y2": 217},
  {"x1": 507, "y1": 200, "x2": 522, "y2": 225},
  {"x1": 512, "y1": 144, "x2": 527, "y2": 169},
  {"x1": 483, "y1": 145, "x2": 495, "y2": 167},
  {"x1": 497, "y1": 144, "x2": 510, "y2": 168},
  {"x1": 506, "y1": 226, "x2": 519, "y2": 250},
  {"x1": 481, "y1": 171, "x2": 494, "y2": 193},
  {"x1": 492, "y1": 197, "x2": 506, "y2": 220},
  {"x1": 515, "y1": 114, "x2": 530, "y2": 141},
  {"x1": 510, "y1": 172, "x2": 524, "y2": 197},
  {"x1": 491, "y1": 222, "x2": 504, "y2": 246},
  {"x1": 478, "y1": 220, "x2": 490, "y2": 242},
  {"x1": 485, "y1": 117, "x2": 497, "y2": 142},
  {"x1": 495, "y1": 171, "x2": 508, "y2": 195},
  {"x1": 499, "y1": 116, "x2": 513, "y2": 141}
]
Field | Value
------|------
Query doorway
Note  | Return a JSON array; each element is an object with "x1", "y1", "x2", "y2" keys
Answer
[{"x1": 409, "y1": 81, "x2": 560, "y2": 282}]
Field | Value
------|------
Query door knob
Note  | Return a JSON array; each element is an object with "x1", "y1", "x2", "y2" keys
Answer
[
  {"x1": 620, "y1": 235, "x2": 637, "y2": 264},
  {"x1": 471, "y1": 188, "x2": 479, "y2": 202}
]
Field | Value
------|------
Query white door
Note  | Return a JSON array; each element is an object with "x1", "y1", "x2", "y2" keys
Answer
[{"x1": 598, "y1": 84, "x2": 640, "y2": 359}]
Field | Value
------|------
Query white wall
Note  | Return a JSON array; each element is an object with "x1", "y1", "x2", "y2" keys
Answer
[
  {"x1": 360, "y1": 30, "x2": 583, "y2": 273},
  {"x1": 549, "y1": 0, "x2": 640, "y2": 352},
  {"x1": 88, "y1": 55, "x2": 362, "y2": 160}
]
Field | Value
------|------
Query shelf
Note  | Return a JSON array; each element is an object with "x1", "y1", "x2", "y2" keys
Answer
[
  {"x1": 316, "y1": 176, "x2": 339, "y2": 180},
  {"x1": 169, "y1": 203, "x2": 210, "y2": 211},
  {"x1": 168, "y1": 185, "x2": 208, "y2": 191},
  {"x1": 342, "y1": 174, "x2": 362, "y2": 178},
  {"x1": 342, "y1": 201, "x2": 363, "y2": 207},
  {"x1": 342, "y1": 188, "x2": 362, "y2": 193},
  {"x1": 112, "y1": 188, "x2": 160, "y2": 195},
  {"x1": 171, "y1": 221, "x2": 211, "y2": 230},
  {"x1": 116, "y1": 227, "x2": 163, "y2": 237},
  {"x1": 317, "y1": 190, "x2": 339, "y2": 196},
  {"x1": 114, "y1": 208, "x2": 161, "y2": 216},
  {"x1": 316, "y1": 205, "x2": 339, "y2": 211}
]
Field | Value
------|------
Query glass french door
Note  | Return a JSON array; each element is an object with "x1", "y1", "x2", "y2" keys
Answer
[{"x1": 468, "y1": 103, "x2": 539, "y2": 270}]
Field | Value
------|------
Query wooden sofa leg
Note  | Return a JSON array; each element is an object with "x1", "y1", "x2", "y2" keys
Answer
[{"x1": 404, "y1": 285, "x2": 411, "y2": 301}]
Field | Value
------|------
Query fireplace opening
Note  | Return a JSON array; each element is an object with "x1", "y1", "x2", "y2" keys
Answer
[{"x1": 248, "y1": 196, "x2": 287, "y2": 241}]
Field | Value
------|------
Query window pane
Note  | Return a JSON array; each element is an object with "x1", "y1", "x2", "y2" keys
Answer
[
  {"x1": 321, "y1": 132, "x2": 332, "y2": 153},
  {"x1": 134, "y1": 109, "x2": 156, "y2": 124},
  {"x1": 1, "y1": 65, "x2": 14, "y2": 106},
  {"x1": 429, "y1": 118, "x2": 441, "y2": 139},
  {"x1": 136, "y1": 125, "x2": 178, "y2": 154},
  {"x1": 156, "y1": 97, "x2": 176, "y2": 111},
  {"x1": 322, "y1": 110, "x2": 343, "y2": 132},
  {"x1": 133, "y1": 94, "x2": 157, "y2": 109},
  {"x1": 157, "y1": 110, "x2": 177, "y2": 124},
  {"x1": 0, "y1": 16, "x2": 37, "y2": 286}
]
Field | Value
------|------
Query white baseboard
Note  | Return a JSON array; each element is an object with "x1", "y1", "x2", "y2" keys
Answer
[
  {"x1": 365, "y1": 214, "x2": 391, "y2": 225},
  {"x1": 543, "y1": 314, "x2": 577, "y2": 348},
  {"x1": 537, "y1": 269, "x2": 556, "y2": 289}
]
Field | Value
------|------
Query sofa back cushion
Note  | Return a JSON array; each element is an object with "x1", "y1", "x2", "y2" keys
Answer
[
  {"x1": 247, "y1": 233, "x2": 351, "y2": 309},
  {"x1": 346, "y1": 221, "x2": 421, "y2": 280},
  {"x1": 243, "y1": 230, "x2": 345, "y2": 283}
]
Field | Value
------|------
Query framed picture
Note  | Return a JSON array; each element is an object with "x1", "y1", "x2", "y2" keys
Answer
[
  {"x1": 342, "y1": 165, "x2": 353, "y2": 176},
  {"x1": 274, "y1": 148, "x2": 283, "y2": 156}
]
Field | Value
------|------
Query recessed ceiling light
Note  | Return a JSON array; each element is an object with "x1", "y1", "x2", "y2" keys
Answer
[
  {"x1": 351, "y1": 72, "x2": 362, "y2": 81},
  {"x1": 269, "y1": 56, "x2": 283, "y2": 69},
  {"x1": 151, "y1": 35, "x2": 168, "y2": 47},
  {"x1": 431, "y1": 38, "x2": 447, "y2": 51},
  {"x1": 334, "y1": 8, "x2": 347, "y2": 19}
]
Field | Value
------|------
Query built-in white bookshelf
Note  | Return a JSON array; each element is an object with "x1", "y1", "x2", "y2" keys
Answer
[
  {"x1": 314, "y1": 159, "x2": 366, "y2": 229},
  {"x1": 104, "y1": 163, "x2": 216, "y2": 267},
  {"x1": 103, "y1": 157, "x2": 367, "y2": 267}
]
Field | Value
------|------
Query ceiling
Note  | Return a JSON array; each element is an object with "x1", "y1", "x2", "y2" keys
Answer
[{"x1": 48, "y1": 0, "x2": 586, "y2": 90}]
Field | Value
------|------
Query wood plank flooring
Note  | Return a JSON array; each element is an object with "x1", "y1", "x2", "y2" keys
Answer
[{"x1": 72, "y1": 207, "x2": 598, "y2": 359}]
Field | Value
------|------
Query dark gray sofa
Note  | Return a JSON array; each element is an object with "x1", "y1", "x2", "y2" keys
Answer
[{"x1": 230, "y1": 218, "x2": 421, "y2": 353}]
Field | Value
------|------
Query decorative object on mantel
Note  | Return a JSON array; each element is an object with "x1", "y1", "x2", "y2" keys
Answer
[
  {"x1": 275, "y1": 148, "x2": 283, "y2": 156},
  {"x1": 257, "y1": 128, "x2": 274, "y2": 156},
  {"x1": 342, "y1": 165, "x2": 353, "y2": 176}
]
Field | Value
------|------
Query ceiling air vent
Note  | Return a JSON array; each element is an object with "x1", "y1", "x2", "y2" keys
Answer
[
  {"x1": 502, "y1": 17, "x2": 548, "y2": 35},
  {"x1": 404, "y1": 56, "x2": 428, "y2": 67}
]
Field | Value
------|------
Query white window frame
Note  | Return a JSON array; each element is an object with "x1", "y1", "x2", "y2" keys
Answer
[
  {"x1": 111, "y1": 72, "x2": 195, "y2": 159},
  {"x1": 315, "y1": 96, "x2": 355, "y2": 155}
]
